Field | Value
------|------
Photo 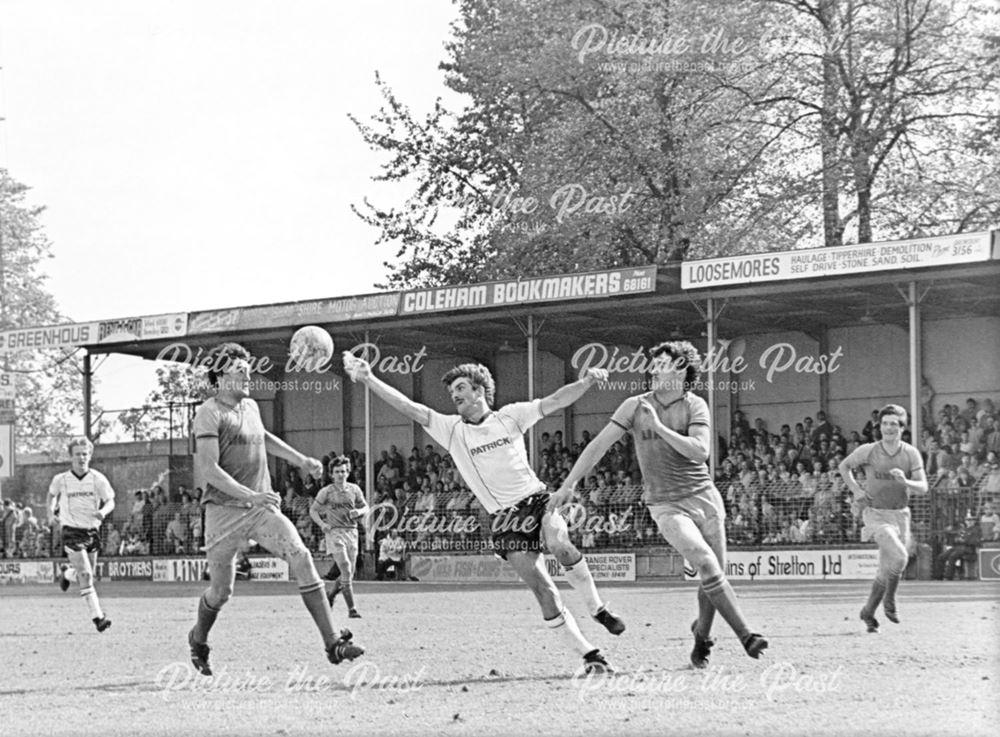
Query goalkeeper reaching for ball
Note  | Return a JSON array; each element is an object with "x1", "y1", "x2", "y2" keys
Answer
[{"x1": 344, "y1": 350, "x2": 625, "y2": 675}]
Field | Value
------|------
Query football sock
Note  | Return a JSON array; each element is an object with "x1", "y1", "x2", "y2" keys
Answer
[
  {"x1": 696, "y1": 583, "x2": 717, "y2": 637},
  {"x1": 545, "y1": 608, "x2": 594, "y2": 656},
  {"x1": 300, "y1": 582, "x2": 337, "y2": 646},
  {"x1": 192, "y1": 592, "x2": 221, "y2": 644},
  {"x1": 563, "y1": 555, "x2": 604, "y2": 616},
  {"x1": 701, "y1": 573, "x2": 751, "y2": 640},
  {"x1": 884, "y1": 572, "x2": 901, "y2": 602},
  {"x1": 80, "y1": 586, "x2": 104, "y2": 620},
  {"x1": 341, "y1": 583, "x2": 356, "y2": 610},
  {"x1": 864, "y1": 577, "x2": 887, "y2": 614}
]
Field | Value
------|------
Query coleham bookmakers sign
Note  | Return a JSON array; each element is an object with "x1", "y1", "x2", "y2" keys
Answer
[{"x1": 399, "y1": 267, "x2": 657, "y2": 314}]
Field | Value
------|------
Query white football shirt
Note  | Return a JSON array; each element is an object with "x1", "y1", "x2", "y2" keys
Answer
[
  {"x1": 49, "y1": 469, "x2": 115, "y2": 529},
  {"x1": 424, "y1": 400, "x2": 546, "y2": 514}
]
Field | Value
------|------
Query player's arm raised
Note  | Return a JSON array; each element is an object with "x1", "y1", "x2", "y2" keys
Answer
[
  {"x1": 548, "y1": 421, "x2": 627, "y2": 511},
  {"x1": 196, "y1": 436, "x2": 279, "y2": 508},
  {"x1": 539, "y1": 368, "x2": 609, "y2": 416},
  {"x1": 264, "y1": 432, "x2": 322, "y2": 480},
  {"x1": 343, "y1": 351, "x2": 431, "y2": 426}
]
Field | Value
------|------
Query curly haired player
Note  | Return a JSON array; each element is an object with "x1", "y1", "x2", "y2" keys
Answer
[
  {"x1": 344, "y1": 351, "x2": 624, "y2": 675},
  {"x1": 838, "y1": 404, "x2": 927, "y2": 632},
  {"x1": 551, "y1": 340, "x2": 768, "y2": 668}
]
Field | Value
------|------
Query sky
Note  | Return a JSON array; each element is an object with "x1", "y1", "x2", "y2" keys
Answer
[{"x1": 0, "y1": 0, "x2": 461, "y2": 415}]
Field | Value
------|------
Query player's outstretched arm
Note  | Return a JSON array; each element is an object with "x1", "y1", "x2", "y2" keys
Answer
[
  {"x1": 548, "y1": 421, "x2": 626, "y2": 511},
  {"x1": 343, "y1": 351, "x2": 432, "y2": 426},
  {"x1": 264, "y1": 432, "x2": 323, "y2": 479},
  {"x1": 538, "y1": 368, "x2": 609, "y2": 416}
]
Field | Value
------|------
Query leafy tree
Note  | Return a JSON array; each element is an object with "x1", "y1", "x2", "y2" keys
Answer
[
  {"x1": 353, "y1": 0, "x2": 1000, "y2": 286},
  {"x1": 0, "y1": 169, "x2": 94, "y2": 454},
  {"x1": 753, "y1": 0, "x2": 1000, "y2": 246},
  {"x1": 116, "y1": 362, "x2": 210, "y2": 442},
  {"x1": 353, "y1": 0, "x2": 799, "y2": 287}
]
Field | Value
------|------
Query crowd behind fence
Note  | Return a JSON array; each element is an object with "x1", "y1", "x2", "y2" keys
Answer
[{"x1": 3, "y1": 397, "x2": 999, "y2": 563}]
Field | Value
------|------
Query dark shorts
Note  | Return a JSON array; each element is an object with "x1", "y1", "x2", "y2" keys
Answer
[
  {"x1": 62, "y1": 526, "x2": 101, "y2": 554},
  {"x1": 489, "y1": 492, "x2": 548, "y2": 560}
]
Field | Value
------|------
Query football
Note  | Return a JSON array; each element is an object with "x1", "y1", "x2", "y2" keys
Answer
[{"x1": 288, "y1": 325, "x2": 334, "y2": 371}]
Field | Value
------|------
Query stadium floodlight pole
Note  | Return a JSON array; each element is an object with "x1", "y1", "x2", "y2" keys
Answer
[
  {"x1": 906, "y1": 281, "x2": 923, "y2": 439},
  {"x1": 527, "y1": 314, "x2": 536, "y2": 459},
  {"x1": 705, "y1": 298, "x2": 717, "y2": 480},
  {"x1": 363, "y1": 330, "x2": 373, "y2": 551},
  {"x1": 83, "y1": 351, "x2": 92, "y2": 441}
]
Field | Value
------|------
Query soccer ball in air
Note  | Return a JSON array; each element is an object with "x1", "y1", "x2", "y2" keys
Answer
[{"x1": 288, "y1": 326, "x2": 334, "y2": 371}]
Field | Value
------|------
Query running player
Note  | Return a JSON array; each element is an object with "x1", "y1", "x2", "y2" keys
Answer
[
  {"x1": 838, "y1": 404, "x2": 927, "y2": 632},
  {"x1": 343, "y1": 351, "x2": 624, "y2": 674},
  {"x1": 48, "y1": 437, "x2": 115, "y2": 633},
  {"x1": 187, "y1": 343, "x2": 364, "y2": 675},
  {"x1": 551, "y1": 340, "x2": 768, "y2": 668},
  {"x1": 310, "y1": 455, "x2": 368, "y2": 618}
]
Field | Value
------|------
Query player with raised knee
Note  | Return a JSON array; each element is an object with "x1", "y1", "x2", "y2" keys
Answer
[
  {"x1": 48, "y1": 436, "x2": 115, "y2": 633},
  {"x1": 551, "y1": 340, "x2": 768, "y2": 668},
  {"x1": 186, "y1": 342, "x2": 364, "y2": 675},
  {"x1": 838, "y1": 404, "x2": 927, "y2": 632},
  {"x1": 344, "y1": 351, "x2": 624, "y2": 675},
  {"x1": 310, "y1": 455, "x2": 368, "y2": 618}
]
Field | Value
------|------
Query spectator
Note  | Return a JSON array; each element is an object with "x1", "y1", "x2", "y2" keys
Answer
[
  {"x1": 166, "y1": 512, "x2": 189, "y2": 553},
  {"x1": 980, "y1": 502, "x2": 1000, "y2": 541},
  {"x1": 811, "y1": 411, "x2": 834, "y2": 446},
  {"x1": 151, "y1": 495, "x2": 174, "y2": 555},
  {"x1": 377, "y1": 528, "x2": 409, "y2": 580},
  {"x1": 1, "y1": 499, "x2": 17, "y2": 558},
  {"x1": 938, "y1": 515, "x2": 982, "y2": 580},
  {"x1": 960, "y1": 398, "x2": 979, "y2": 425},
  {"x1": 120, "y1": 524, "x2": 148, "y2": 556},
  {"x1": 984, "y1": 459, "x2": 1000, "y2": 497},
  {"x1": 103, "y1": 523, "x2": 122, "y2": 557},
  {"x1": 141, "y1": 491, "x2": 154, "y2": 548},
  {"x1": 862, "y1": 409, "x2": 880, "y2": 443},
  {"x1": 179, "y1": 492, "x2": 197, "y2": 533}
]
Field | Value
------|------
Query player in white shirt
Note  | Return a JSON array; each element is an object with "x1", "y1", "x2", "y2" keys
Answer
[
  {"x1": 48, "y1": 437, "x2": 115, "y2": 633},
  {"x1": 344, "y1": 352, "x2": 624, "y2": 674}
]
